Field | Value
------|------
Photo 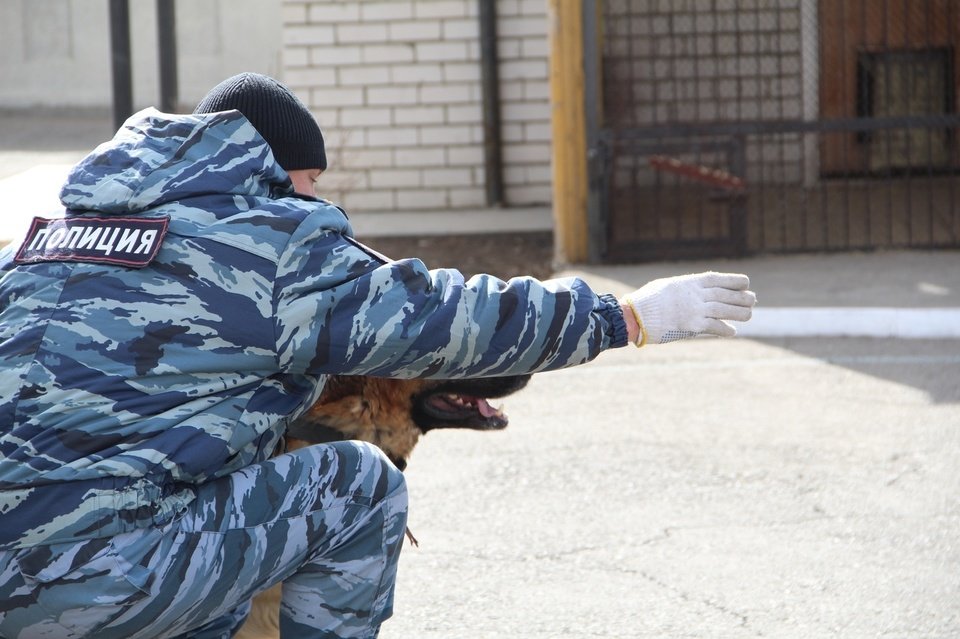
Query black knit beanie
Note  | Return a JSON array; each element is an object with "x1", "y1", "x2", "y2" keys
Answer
[{"x1": 194, "y1": 72, "x2": 327, "y2": 171}]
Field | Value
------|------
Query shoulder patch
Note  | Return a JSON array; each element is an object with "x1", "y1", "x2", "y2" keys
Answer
[{"x1": 14, "y1": 216, "x2": 170, "y2": 268}]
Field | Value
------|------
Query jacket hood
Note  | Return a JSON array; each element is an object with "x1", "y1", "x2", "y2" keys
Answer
[{"x1": 60, "y1": 108, "x2": 294, "y2": 214}]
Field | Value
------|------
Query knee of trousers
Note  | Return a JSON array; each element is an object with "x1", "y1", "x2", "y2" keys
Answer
[{"x1": 324, "y1": 440, "x2": 408, "y2": 508}]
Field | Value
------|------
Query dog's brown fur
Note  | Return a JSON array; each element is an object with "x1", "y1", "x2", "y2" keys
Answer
[
  {"x1": 286, "y1": 374, "x2": 530, "y2": 468},
  {"x1": 236, "y1": 373, "x2": 530, "y2": 639}
]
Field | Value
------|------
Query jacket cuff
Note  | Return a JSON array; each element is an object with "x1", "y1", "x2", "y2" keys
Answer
[{"x1": 597, "y1": 293, "x2": 628, "y2": 348}]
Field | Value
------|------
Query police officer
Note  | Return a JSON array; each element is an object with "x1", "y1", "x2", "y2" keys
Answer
[{"x1": 0, "y1": 73, "x2": 755, "y2": 638}]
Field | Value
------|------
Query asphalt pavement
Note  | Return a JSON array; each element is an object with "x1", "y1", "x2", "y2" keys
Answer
[
  {"x1": 386, "y1": 336, "x2": 959, "y2": 638},
  {"x1": 1, "y1": 109, "x2": 958, "y2": 638}
]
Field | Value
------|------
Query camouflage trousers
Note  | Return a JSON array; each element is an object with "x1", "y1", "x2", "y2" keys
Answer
[{"x1": 0, "y1": 441, "x2": 408, "y2": 639}]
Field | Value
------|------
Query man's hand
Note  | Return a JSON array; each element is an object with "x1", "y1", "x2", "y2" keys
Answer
[{"x1": 620, "y1": 272, "x2": 756, "y2": 346}]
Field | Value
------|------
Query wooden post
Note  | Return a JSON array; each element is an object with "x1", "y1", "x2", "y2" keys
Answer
[{"x1": 547, "y1": 0, "x2": 589, "y2": 263}]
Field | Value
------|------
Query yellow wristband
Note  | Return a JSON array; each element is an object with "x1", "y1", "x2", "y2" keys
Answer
[{"x1": 627, "y1": 302, "x2": 648, "y2": 348}]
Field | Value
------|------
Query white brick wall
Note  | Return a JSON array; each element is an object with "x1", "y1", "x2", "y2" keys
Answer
[{"x1": 281, "y1": 0, "x2": 551, "y2": 214}]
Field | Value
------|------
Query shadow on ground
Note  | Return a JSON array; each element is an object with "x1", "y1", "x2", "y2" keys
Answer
[{"x1": 752, "y1": 336, "x2": 960, "y2": 404}]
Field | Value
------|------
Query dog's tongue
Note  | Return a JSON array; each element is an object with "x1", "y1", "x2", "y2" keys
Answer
[{"x1": 475, "y1": 398, "x2": 499, "y2": 418}]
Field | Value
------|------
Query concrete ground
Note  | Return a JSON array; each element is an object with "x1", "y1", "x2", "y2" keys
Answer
[
  {"x1": 2, "y1": 110, "x2": 959, "y2": 638},
  {"x1": 386, "y1": 336, "x2": 960, "y2": 638},
  {"x1": 378, "y1": 247, "x2": 959, "y2": 637}
]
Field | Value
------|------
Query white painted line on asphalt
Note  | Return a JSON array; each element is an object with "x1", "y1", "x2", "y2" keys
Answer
[
  {"x1": 737, "y1": 307, "x2": 960, "y2": 339},
  {"x1": 558, "y1": 353, "x2": 960, "y2": 375}
]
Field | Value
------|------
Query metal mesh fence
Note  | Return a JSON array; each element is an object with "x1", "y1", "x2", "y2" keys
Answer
[{"x1": 587, "y1": 0, "x2": 960, "y2": 261}]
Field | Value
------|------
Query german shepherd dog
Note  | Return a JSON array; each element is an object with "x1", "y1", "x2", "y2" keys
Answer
[
  {"x1": 237, "y1": 373, "x2": 531, "y2": 639},
  {"x1": 285, "y1": 374, "x2": 531, "y2": 467}
]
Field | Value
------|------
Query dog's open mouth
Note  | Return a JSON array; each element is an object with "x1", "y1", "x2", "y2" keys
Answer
[
  {"x1": 412, "y1": 375, "x2": 530, "y2": 432},
  {"x1": 422, "y1": 392, "x2": 508, "y2": 428}
]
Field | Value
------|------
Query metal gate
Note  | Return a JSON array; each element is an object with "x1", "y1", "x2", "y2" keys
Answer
[{"x1": 584, "y1": 0, "x2": 960, "y2": 262}]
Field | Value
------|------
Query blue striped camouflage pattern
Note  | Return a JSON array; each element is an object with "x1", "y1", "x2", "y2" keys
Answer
[
  {"x1": 0, "y1": 441, "x2": 408, "y2": 638},
  {"x1": 0, "y1": 108, "x2": 625, "y2": 545}
]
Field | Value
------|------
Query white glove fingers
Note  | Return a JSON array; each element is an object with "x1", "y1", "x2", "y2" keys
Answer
[
  {"x1": 705, "y1": 301, "x2": 753, "y2": 322},
  {"x1": 707, "y1": 287, "x2": 757, "y2": 309},
  {"x1": 702, "y1": 318, "x2": 738, "y2": 338},
  {"x1": 698, "y1": 272, "x2": 751, "y2": 291},
  {"x1": 627, "y1": 270, "x2": 754, "y2": 346}
]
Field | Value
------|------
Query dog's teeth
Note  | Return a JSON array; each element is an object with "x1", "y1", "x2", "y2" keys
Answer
[{"x1": 438, "y1": 393, "x2": 487, "y2": 412}]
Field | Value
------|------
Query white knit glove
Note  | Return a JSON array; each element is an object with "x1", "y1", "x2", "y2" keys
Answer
[{"x1": 622, "y1": 272, "x2": 756, "y2": 345}]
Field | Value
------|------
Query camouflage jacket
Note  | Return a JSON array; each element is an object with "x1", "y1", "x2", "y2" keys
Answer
[{"x1": 0, "y1": 108, "x2": 627, "y2": 550}]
